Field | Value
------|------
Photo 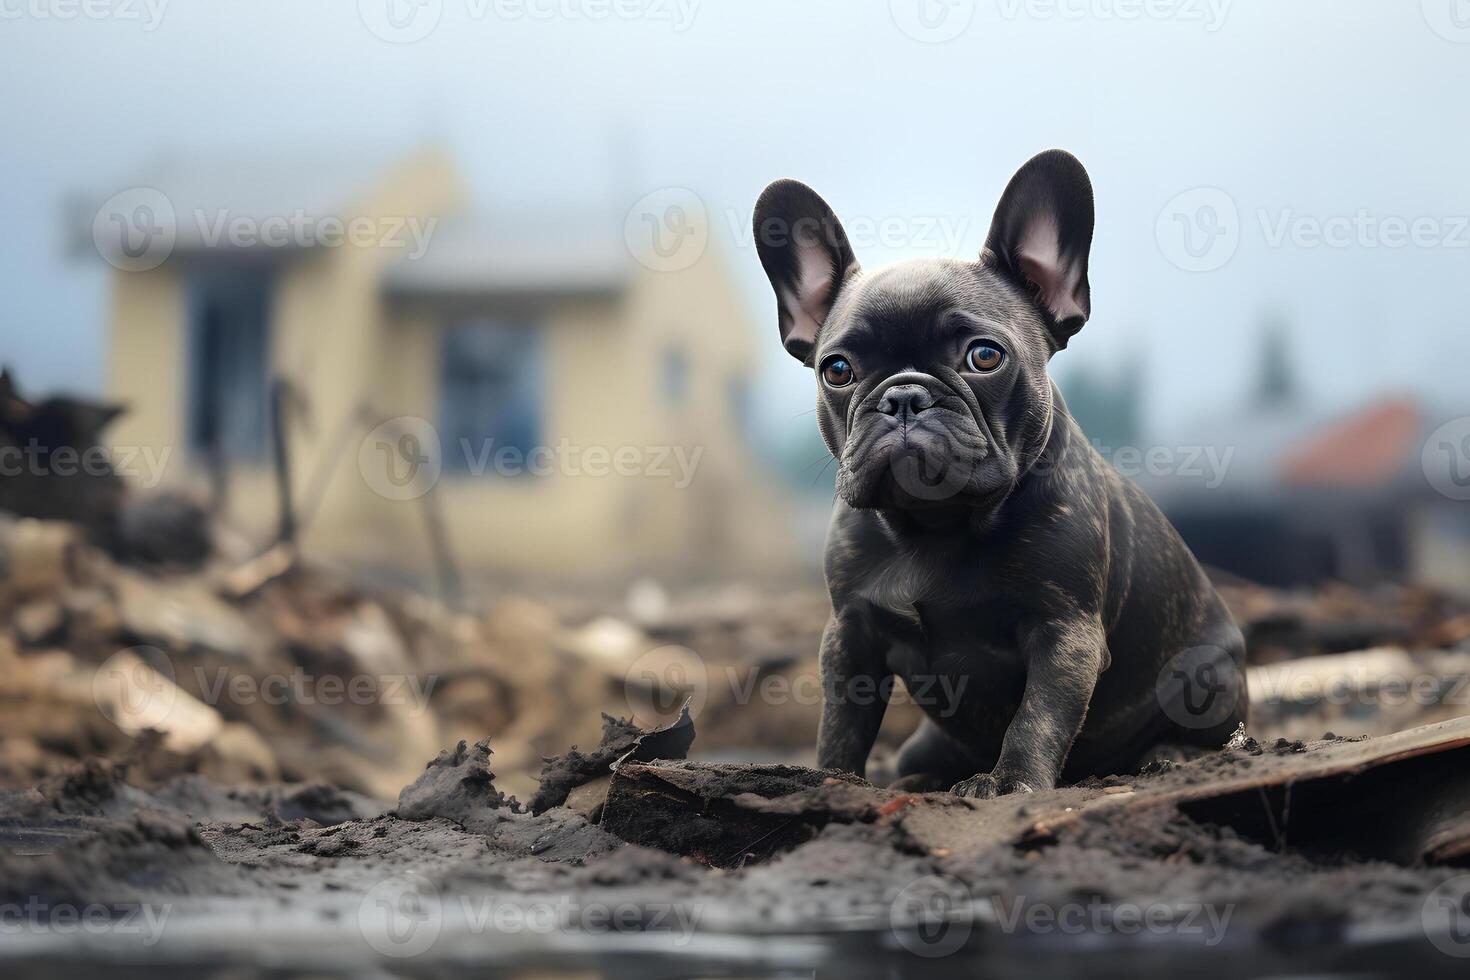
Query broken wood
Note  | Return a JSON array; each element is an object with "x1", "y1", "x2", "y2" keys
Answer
[
  {"x1": 217, "y1": 541, "x2": 298, "y2": 599},
  {"x1": 1001, "y1": 716, "x2": 1470, "y2": 867},
  {"x1": 0, "y1": 516, "x2": 78, "y2": 602}
]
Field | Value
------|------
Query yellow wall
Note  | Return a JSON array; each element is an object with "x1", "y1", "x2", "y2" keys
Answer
[{"x1": 108, "y1": 264, "x2": 188, "y2": 461}]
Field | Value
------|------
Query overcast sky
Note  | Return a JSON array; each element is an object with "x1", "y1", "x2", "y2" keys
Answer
[{"x1": 3, "y1": 0, "x2": 1468, "y2": 444}]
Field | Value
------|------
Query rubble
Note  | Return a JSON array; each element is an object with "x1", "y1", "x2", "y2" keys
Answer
[
  {"x1": 530, "y1": 703, "x2": 695, "y2": 815},
  {"x1": 1216, "y1": 577, "x2": 1470, "y2": 662},
  {"x1": 395, "y1": 737, "x2": 520, "y2": 834},
  {"x1": 2, "y1": 714, "x2": 1470, "y2": 973},
  {"x1": 601, "y1": 761, "x2": 871, "y2": 867},
  {"x1": 1249, "y1": 647, "x2": 1470, "y2": 739}
]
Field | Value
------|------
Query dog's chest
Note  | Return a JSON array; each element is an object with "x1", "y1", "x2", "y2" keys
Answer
[
  {"x1": 855, "y1": 551, "x2": 1021, "y2": 673},
  {"x1": 857, "y1": 550, "x2": 939, "y2": 629}
]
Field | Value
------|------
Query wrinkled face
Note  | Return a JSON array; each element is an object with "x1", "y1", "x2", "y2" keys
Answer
[
  {"x1": 754, "y1": 151, "x2": 1096, "y2": 513},
  {"x1": 815, "y1": 259, "x2": 1055, "y2": 511}
]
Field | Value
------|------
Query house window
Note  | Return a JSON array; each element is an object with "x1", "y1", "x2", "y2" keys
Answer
[
  {"x1": 439, "y1": 319, "x2": 544, "y2": 474},
  {"x1": 662, "y1": 347, "x2": 689, "y2": 407},
  {"x1": 728, "y1": 377, "x2": 753, "y2": 440},
  {"x1": 187, "y1": 268, "x2": 272, "y2": 460}
]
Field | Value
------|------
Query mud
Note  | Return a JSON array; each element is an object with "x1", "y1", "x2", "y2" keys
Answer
[
  {"x1": 529, "y1": 714, "x2": 645, "y2": 814},
  {"x1": 3, "y1": 717, "x2": 1470, "y2": 976}
]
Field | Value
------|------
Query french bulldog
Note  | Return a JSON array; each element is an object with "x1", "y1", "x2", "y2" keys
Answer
[{"x1": 753, "y1": 151, "x2": 1247, "y2": 798}]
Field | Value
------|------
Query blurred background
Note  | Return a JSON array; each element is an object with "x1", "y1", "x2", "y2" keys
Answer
[{"x1": 3, "y1": 0, "x2": 1470, "y2": 799}]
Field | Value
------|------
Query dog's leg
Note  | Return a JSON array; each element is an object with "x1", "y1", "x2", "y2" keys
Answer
[
  {"x1": 890, "y1": 718, "x2": 990, "y2": 791},
  {"x1": 815, "y1": 613, "x2": 890, "y2": 779},
  {"x1": 953, "y1": 615, "x2": 1105, "y2": 799}
]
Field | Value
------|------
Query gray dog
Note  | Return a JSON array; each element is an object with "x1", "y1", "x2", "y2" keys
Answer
[{"x1": 753, "y1": 150, "x2": 1247, "y2": 798}]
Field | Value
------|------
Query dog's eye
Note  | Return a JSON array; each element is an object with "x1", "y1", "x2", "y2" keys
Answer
[
  {"x1": 821, "y1": 357, "x2": 855, "y2": 389},
  {"x1": 966, "y1": 342, "x2": 1005, "y2": 373}
]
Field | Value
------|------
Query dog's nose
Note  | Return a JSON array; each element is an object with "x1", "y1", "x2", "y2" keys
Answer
[{"x1": 877, "y1": 384, "x2": 935, "y2": 417}]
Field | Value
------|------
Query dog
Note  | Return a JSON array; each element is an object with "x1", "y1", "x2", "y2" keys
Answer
[{"x1": 753, "y1": 150, "x2": 1247, "y2": 798}]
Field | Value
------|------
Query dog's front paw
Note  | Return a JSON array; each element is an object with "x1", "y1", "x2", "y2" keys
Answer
[{"x1": 951, "y1": 772, "x2": 1035, "y2": 800}]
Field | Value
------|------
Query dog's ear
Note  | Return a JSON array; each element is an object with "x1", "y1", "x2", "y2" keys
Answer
[
  {"x1": 753, "y1": 180, "x2": 860, "y2": 364},
  {"x1": 982, "y1": 150, "x2": 1095, "y2": 351}
]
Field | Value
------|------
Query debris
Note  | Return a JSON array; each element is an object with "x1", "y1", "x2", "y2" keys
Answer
[
  {"x1": 1249, "y1": 647, "x2": 1470, "y2": 739},
  {"x1": 90, "y1": 648, "x2": 223, "y2": 751},
  {"x1": 0, "y1": 515, "x2": 78, "y2": 601},
  {"x1": 531, "y1": 704, "x2": 695, "y2": 816},
  {"x1": 1001, "y1": 716, "x2": 1470, "y2": 868},
  {"x1": 113, "y1": 567, "x2": 266, "y2": 663},
  {"x1": 622, "y1": 699, "x2": 698, "y2": 764},
  {"x1": 530, "y1": 714, "x2": 644, "y2": 814},
  {"x1": 395, "y1": 737, "x2": 519, "y2": 834},
  {"x1": 0, "y1": 370, "x2": 125, "y2": 537},
  {"x1": 601, "y1": 761, "x2": 870, "y2": 867},
  {"x1": 1217, "y1": 578, "x2": 1470, "y2": 662},
  {"x1": 561, "y1": 614, "x2": 646, "y2": 666},
  {"x1": 114, "y1": 492, "x2": 212, "y2": 567},
  {"x1": 626, "y1": 577, "x2": 670, "y2": 626},
  {"x1": 1, "y1": 712, "x2": 1469, "y2": 972},
  {"x1": 218, "y1": 541, "x2": 297, "y2": 599},
  {"x1": 563, "y1": 774, "x2": 613, "y2": 822},
  {"x1": 12, "y1": 597, "x2": 64, "y2": 645}
]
